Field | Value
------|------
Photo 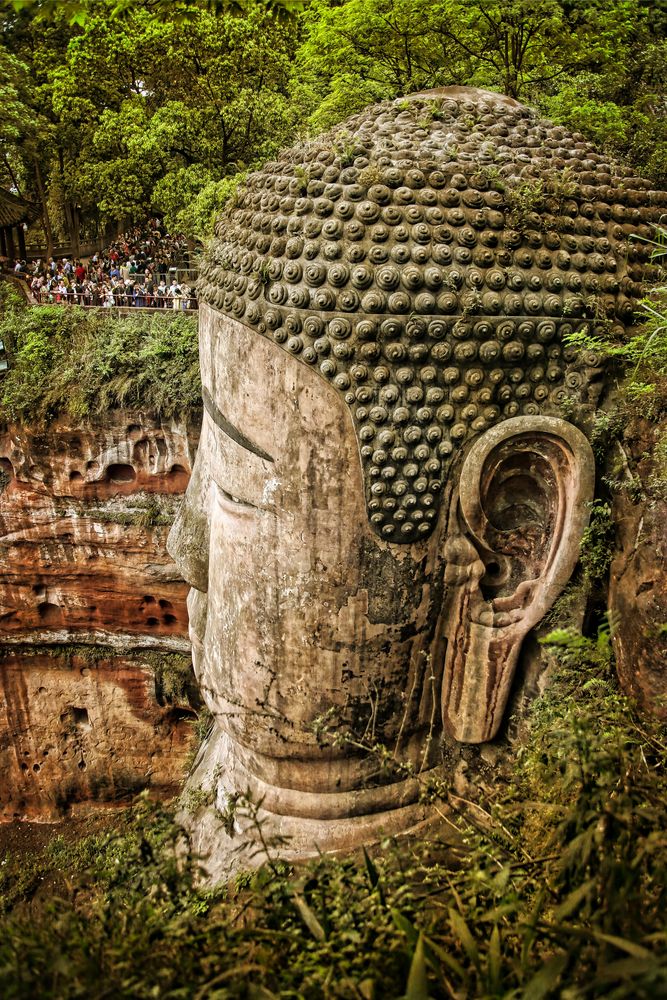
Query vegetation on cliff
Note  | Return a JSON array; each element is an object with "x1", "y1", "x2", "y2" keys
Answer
[
  {"x1": 0, "y1": 293, "x2": 200, "y2": 422},
  {"x1": 0, "y1": 631, "x2": 665, "y2": 997}
]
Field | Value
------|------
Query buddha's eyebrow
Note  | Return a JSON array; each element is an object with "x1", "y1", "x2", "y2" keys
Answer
[{"x1": 202, "y1": 386, "x2": 274, "y2": 463}]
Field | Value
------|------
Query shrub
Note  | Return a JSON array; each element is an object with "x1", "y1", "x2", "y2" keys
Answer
[{"x1": 0, "y1": 304, "x2": 201, "y2": 423}]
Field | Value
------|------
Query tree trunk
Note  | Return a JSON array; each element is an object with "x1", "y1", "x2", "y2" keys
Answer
[
  {"x1": 64, "y1": 201, "x2": 81, "y2": 259},
  {"x1": 33, "y1": 158, "x2": 53, "y2": 260}
]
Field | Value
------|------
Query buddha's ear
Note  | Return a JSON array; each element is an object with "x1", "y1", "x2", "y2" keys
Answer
[{"x1": 440, "y1": 416, "x2": 595, "y2": 744}]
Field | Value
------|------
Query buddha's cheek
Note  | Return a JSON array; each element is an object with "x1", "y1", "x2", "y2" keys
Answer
[{"x1": 202, "y1": 487, "x2": 387, "y2": 749}]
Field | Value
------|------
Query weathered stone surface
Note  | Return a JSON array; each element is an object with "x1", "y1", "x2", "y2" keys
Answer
[
  {"x1": 609, "y1": 421, "x2": 667, "y2": 717},
  {"x1": 169, "y1": 308, "x2": 595, "y2": 876},
  {"x1": 0, "y1": 410, "x2": 200, "y2": 819},
  {"x1": 0, "y1": 412, "x2": 194, "y2": 643},
  {"x1": 0, "y1": 647, "x2": 196, "y2": 822}
]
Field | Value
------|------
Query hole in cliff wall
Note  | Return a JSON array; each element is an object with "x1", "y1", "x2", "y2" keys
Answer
[
  {"x1": 146, "y1": 616, "x2": 159, "y2": 626},
  {"x1": 158, "y1": 599, "x2": 173, "y2": 610},
  {"x1": 165, "y1": 706, "x2": 198, "y2": 724},
  {"x1": 106, "y1": 463, "x2": 136, "y2": 484},
  {"x1": 69, "y1": 470, "x2": 83, "y2": 482},
  {"x1": 0, "y1": 457, "x2": 13, "y2": 492},
  {"x1": 163, "y1": 614, "x2": 177, "y2": 626},
  {"x1": 167, "y1": 464, "x2": 189, "y2": 485},
  {"x1": 37, "y1": 602, "x2": 63, "y2": 625},
  {"x1": 142, "y1": 595, "x2": 156, "y2": 605},
  {"x1": 127, "y1": 424, "x2": 141, "y2": 435},
  {"x1": 33, "y1": 584, "x2": 46, "y2": 597},
  {"x1": 71, "y1": 707, "x2": 91, "y2": 730}
]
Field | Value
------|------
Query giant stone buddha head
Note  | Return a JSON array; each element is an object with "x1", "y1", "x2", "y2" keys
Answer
[{"x1": 168, "y1": 87, "x2": 665, "y2": 870}]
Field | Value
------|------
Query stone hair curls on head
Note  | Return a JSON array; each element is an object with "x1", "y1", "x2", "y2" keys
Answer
[{"x1": 198, "y1": 86, "x2": 665, "y2": 542}]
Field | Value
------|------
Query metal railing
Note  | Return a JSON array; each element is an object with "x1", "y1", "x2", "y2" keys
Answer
[{"x1": 32, "y1": 291, "x2": 198, "y2": 311}]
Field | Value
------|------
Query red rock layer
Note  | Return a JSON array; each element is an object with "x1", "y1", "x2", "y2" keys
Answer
[
  {"x1": 0, "y1": 411, "x2": 201, "y2": 819},
  {"x1": 0, "y1": 648, "x2": 197, "y2": 822}
]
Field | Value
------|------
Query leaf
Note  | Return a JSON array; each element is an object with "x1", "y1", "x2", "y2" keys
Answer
[
  {"x1": 521, "y1": 889, "x2": 547, "y2": 969},
  {"x1": 487, "y1": 925, "x2": 502, "y2": 993},
  {"x1": 391, "y1": 908, "x2": 418, "y2": 947},
  {"x1": 521, "y1": 953, "x2": 568, "y2": 1000},
  {"x1": 423, "y1": 937, "x2": 467, "y2": 982},
  {"x1": 597, "y1": 957, "x2": 660, "y2": 981},
  {"x1": 362, "y1": 846, "x2": 379, "y2": 889},
  {"x1": 406, "y1": 933, "x2": 429, "y2": 1000},
  {"x1": 553, "y1": 878, "x2": 595, "y2": 920},
  {"x1": 363, "y1": 845, "x2": 385, "y2": 907},
  {"x1": 448, "y1": 908, "x2": 480, "y2": 969},
  {"x1": 492, "y1": 865, "x2": 511, "y2": 893},
  {"x1": 559, "y1": 828, "x2": 594, "y2": 873},
  {"x1": 292, "y1": 894, "x2": 326, "y2": 941},
  {"x1": 592, "y1": 934, "x2": 652, "y2": 960},
  {"x1": 480, "y1": 901, "x2": 520, "y2": 923}
]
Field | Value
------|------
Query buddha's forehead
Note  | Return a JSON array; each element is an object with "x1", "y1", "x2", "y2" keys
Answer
[{"x1": 198, "y1": 88, "x2": 666, "y2": 543}]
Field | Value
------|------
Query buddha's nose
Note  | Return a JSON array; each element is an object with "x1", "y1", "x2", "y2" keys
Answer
[{"x1": 167, "y1": 456, "x2": 210, "y2": 593}]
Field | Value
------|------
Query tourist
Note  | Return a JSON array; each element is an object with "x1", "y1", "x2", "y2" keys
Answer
[{"x1": 14, "y1": 218, "x2": 199, "y2": 311}]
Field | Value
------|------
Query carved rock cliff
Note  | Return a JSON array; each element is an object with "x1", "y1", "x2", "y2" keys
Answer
[
  {"x1": 0, "y1": 410, "x2": 200, "y2": 821},
  {"x1": 609, "y1": 416, "x2": 667, "y2": 717}
]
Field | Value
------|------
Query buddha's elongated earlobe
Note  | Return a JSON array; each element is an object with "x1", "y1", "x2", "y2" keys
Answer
[{"x1": 440, "y1": 416, "x2": 595, "y2": 743}]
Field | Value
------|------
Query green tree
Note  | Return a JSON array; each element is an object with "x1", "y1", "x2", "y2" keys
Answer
[
  {"x1": 0, "y1": 2, "x2": 300, "y2": 246},
  {"x1": 295, "y1": 0, "x2": 666, "y2": 184}
]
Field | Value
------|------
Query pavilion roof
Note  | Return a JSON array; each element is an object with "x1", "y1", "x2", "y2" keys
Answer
[{"x1": 0, "y1": 188, "x2": 39, "y2": 228}]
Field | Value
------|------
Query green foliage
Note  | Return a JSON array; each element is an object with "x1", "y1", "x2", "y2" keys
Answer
[
  {"x1": 294, "y1": 0, "x2": 665, "y2": 191},
  {"x1": 0, "y1": 280, "x2": 26, "y2": 314},
  {"x1": 1, "y1": 2, "x2": 298, "y2": 243},
  {"x1": 564, "y1": 293, "x2": 667, "y2": 423},
  {"x1": 153, "y1": 167, "x2": 246, "y2": 241},
  {"x1": 0, "y1": 305, "x2": 200, "y2": 423},
  {"x1": 85, "y1": 495, "x2": 180, "y2": 528},
  {"x1": 579, "y1": 500, "x2": 615, "y2": 587},
  {"x1": 3, "y1": 0, "x2": 666, "y2": 246},
  {"x1": 137, "y1": 651, "x2": 197, "y2": 706},
  {"x1": 529, "y1": 622, "x2": 667, "y2": 938}
]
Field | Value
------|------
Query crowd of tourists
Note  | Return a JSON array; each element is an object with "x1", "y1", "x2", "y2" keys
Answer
[{"x1": 10, "y1": 220, "x2": 198, "y2": 310}]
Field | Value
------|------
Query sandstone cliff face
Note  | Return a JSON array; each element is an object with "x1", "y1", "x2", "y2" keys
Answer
[
  {"x1": 0, "y1": 411, "x2": 200, "y2": 820},
  {"x1": 609, "y1": 420, "x2": 667, "y2": 718}
]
